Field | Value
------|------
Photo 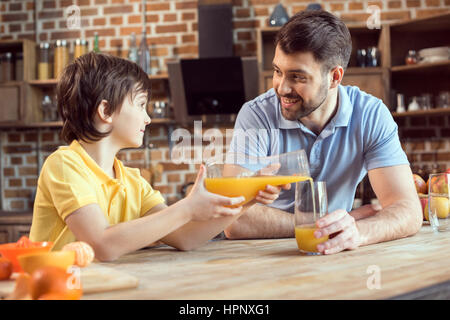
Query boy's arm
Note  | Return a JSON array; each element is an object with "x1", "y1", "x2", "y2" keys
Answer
[
  {"x1": 145, "y1": 184, "x2": 287, "y2": 249},
  {"x1": 65, "y1": 199, "x2": 192, "y2": 262},
  {"x1": 144, "y1": 203, "x2": 248, "y2": 250}
]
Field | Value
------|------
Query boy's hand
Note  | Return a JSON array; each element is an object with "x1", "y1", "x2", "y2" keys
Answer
[
  {"x1": 255, "y1": 183, "x2": 291, "y2": 205},
  {"x1": 185, "y1": 165, "x2": 245, "y2": 221},
  {"x1": 253, "y1": 162, "x2": 290, "y2": 205}
]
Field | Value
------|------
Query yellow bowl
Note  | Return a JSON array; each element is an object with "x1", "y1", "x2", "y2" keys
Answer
[{"x1": 18, "y1": 251, "x2": 76, "y2": 274}]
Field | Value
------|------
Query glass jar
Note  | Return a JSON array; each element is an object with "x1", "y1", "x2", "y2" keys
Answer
[
  {"x1": 15, "y1": 52, "x2": 23, "y2": 81},
  {"x1": 38, "y1": 42, "x2": 51, "y2": 80},
  {"x1": 152, "y1": 101, "x2": 164, "y2": 118},
  {"x1": 41, "y1": 94, "x2": 53, "y2": 122},
  {"x1": 54, "y1": 40, "x2": 69, "y2": 79},
  {"x1": 405, "y1": 50, "x2": 418, "y2": 65},
  {"x1": 1, "y1": 52, "x2": 14, "y2": 82},
  {"x1": 74, "y1": 39, "x2": 88, "y2": 59}
]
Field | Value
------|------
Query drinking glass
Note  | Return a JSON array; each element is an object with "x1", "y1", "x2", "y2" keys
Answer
[
  {"x1": 205, "y1": 150, "x2": 311, "y2": 206},
  {"x1": 428, "y1": 173, "x2": 449, "y2": 232},
  {"x1": 295, "y1": 181, "x2": 328, "y2": 255},
  {"x1": 356, "y1": 49, "x2": 366, "y2": 67},
  {"x1": 366, "y1": 47, "x2": 380, "y2": 67}
]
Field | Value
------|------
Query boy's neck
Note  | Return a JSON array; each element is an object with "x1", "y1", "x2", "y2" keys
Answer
[{"x1": 78, "y1": 139, "x2": 118, "y2": 179}]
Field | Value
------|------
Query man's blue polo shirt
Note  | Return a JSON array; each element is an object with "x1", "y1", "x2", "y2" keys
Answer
[{"x1": 228, "y1": 85, "x2": 409, "y2": 213}]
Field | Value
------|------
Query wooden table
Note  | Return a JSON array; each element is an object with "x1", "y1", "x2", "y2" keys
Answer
[{"x1": 84, "y1": 226, "x2": 450, "y2": 300}]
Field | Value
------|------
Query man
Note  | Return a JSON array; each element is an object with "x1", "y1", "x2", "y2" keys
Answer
[{"x1": 224, "y1": 10, "x2": 422, "y2": 255}]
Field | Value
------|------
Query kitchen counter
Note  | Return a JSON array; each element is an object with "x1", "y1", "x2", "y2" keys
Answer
[{"x1": 84, "y1": 225, "x2": 449, "y2": 300}]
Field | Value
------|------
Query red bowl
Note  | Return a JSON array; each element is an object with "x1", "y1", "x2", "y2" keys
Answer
[{"x1": 0, "y1": 241, "x2": 53, "y2": 273}]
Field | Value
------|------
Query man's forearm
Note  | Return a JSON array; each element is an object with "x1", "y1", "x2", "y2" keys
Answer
[
  {"x1": 356, "y1": 198, "x2": 423, "y2": 247},
  {"x1": 224, "y1": 204, "x2": 295, "y2": 239}
]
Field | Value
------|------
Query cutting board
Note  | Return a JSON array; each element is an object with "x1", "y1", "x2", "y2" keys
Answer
[{"x1": 0, "y1": 263, "x2": 138, "y2": 299}]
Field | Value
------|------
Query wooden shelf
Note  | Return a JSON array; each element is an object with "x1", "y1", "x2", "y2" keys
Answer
[
  {"x1": 151, "y1": 118, "x2": 175, "y2": 124},
  {"x1": 28, "y1": 79, "x2": 58, "y2": 86},
  {"x1": 345, "y1": 67, "x2": 385, "y2": 75},
  {"x1": 392, "y1": 107, "x2": 450, "y2": 118},
  {"x1": 0, "y1": 81, "x2": 25, "y2": 86},
  {"x1": 0, "y1": 118, "x2": 176, "y2": 129},
  {"x1": 27, "y1": 74, "x2": 168, "y2": 86},
  {"x1": 0, "y1": 121, "x2": 62, "y2": 129},
  {"x1": 391, "y1": 60, "x2": 450, "y2": 73},
  {"x1": 390, "y1": 12, "x2": 450, "y2": 33},
  {"x1": 149, "y1": 73, "x2": 168, "y2": 80}
]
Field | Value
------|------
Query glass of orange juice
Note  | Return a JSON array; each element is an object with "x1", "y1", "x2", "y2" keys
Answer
[
  {"x1": 205, "y1": 150, "x2": 311, "y2": 206},
  {"x1": 428, "y1": 173, "x2": 449, "y2": 232},
  {"x1": 295, "y1": 180, "x2": 328, "y2": 255}
]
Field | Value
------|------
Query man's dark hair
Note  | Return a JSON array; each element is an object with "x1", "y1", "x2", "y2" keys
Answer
[
  {"x1": 56, "y1": 52, "x2": 151, "y2": 144},
  {"x1": 275, "y1": 10, "x2": 352, "y2": 72}
]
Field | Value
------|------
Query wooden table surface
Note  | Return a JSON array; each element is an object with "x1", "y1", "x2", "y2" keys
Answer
[{"x1": 84, "y1": 225, "x2": 450, "y2": 300}]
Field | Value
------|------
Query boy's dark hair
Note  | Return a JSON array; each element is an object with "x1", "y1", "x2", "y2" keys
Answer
[
  {"x1": 275, "y1": 10, "x2": 352, "y2": 72},
  {"x1": 56, "y1": 52, "x2": 151, "y2": 144}
]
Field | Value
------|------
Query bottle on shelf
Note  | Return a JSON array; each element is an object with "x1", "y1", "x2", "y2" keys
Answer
[
  {"x1": 74, "y1": 39, "x2": 88, "y2": 59},
  {"x1": 1, "y1": 52, "x2": 14, "y2": 82},
  {"x1": 138, "y1": 30, "x2": 151, "y2": 74},
  {"x1": 54, "y1": 40, "x2": 69, "y2": 79},
  {"x1": 93, "y1": 32, "x2": 100, "y2": 53},
  {"x1": 38, "y1": 42, "x2": 51, "y2": 80},
  {"x1": 405, "y1": 50, "x2": 419, "y2": 65},
  {"x1": 128, "y1": 32, "x2": 138, "y2": 64},
  {"x1": 41, "y1": 94, "x2": 53, "y2": 122},
  {"x1": 15, "y1": 52, "x2": 23, "y2": 81}
]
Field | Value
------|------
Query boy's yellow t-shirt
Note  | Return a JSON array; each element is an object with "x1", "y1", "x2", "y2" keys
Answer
[{"x1": 29, "y1": 140, "x2": 165, "y2": 250}]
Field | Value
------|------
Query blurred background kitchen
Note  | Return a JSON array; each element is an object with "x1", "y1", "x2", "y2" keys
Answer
[{"x1": 0, "y1": 0, "x2": 449, "y2": 242}]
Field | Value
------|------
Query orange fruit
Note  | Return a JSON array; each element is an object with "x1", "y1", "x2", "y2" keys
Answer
[
  {"x1": 38, "y1": 292, "x2": 76, "y2": 300},
  {"x1": 8, "y1": 273, "x2": 33, "y2": 300},
  {"x1": 16, "y1": 236, "x2": 33, "y2": 248},
  {"x1": 31, "y1": 266, "x2": 82, "y2": 300},
  {"x1": 62, "y1": 241, "x2": 95, "y2": 267},
  {"x1": 0, "y1": 257, "x2": 13, "y2": 280}
]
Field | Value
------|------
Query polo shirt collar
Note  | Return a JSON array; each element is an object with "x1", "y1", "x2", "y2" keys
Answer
[
  {"x1": 333, "y1": 85, "x2": 352, "y2": 128},
  {"x1": 69, "y1": 140, "x2": 123, "y2": 184},
  {"x1": 277, "y1": 84, "x2": 352, "y2": 130}
]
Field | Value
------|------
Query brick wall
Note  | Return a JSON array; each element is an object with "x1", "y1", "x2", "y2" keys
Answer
[
  {"x1": 399, "y1": 115, "x2": 450, "y2": 176},
  {"x1": 1, "y1": 0, "x2": 450, "y2": 211}
]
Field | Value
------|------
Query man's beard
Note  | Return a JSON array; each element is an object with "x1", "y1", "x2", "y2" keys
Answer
[{"x1": 278, "y1": 80, "x2": 329, "y2": 121}]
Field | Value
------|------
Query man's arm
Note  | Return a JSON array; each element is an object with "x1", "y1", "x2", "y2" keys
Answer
[
  {"x1": 315, "y1": 164, "x2": 423, "y2": 254},
  {"x1": 224, "y1": 203, "x2": 295, "y2": 239},
  {"x1": 356, "y1": 164, "x2": 423, "y2": 246},
  {"x1": 224, "y1": 200, "x2": 382, "y2": 239}
]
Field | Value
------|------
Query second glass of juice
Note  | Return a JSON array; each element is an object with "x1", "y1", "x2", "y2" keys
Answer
[{"x1": 295, "y1": 180, "x2": 328, "y2": 255}]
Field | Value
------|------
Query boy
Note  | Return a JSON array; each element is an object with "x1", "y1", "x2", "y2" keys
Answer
[{"x1": 29, "y1": 53, "x2": 285, "y2": 261}]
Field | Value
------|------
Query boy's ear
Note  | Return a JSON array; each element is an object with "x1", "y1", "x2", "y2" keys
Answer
[{"x1": 97, "y1": 100, "x2": 113, "y2": 124}]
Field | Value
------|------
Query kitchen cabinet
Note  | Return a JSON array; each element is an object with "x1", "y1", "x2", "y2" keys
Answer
[
  {"x1": 0, "y1": 40, "x2": 42, "y2": 124},
  {"x1": 388, "y1": 13, "x2": 450, "y2": 116}
]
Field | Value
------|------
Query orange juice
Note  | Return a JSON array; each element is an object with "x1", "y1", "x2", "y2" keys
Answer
[
  {"x1": 205, "y1": 175, "x2": 310, "y2": 206},
  {"x1": 295, "y1": 226, "x2": 328, "y2": 253}
]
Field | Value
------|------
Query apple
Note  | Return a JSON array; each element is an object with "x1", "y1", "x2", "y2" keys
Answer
[
  {"x1": 419, "y1": 195, "x2": 428, "y2": 221},
  {"x1": 413, "y1": 174, "x2": 427, "y2": 194},
  {"x1": 424, "y1": 196, "x2": 449, "y2": 221}
]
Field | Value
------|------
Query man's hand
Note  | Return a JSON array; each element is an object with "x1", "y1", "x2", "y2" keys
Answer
[{"x1": 314, "y1": 209, "x2": 362, "y2": 255}]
